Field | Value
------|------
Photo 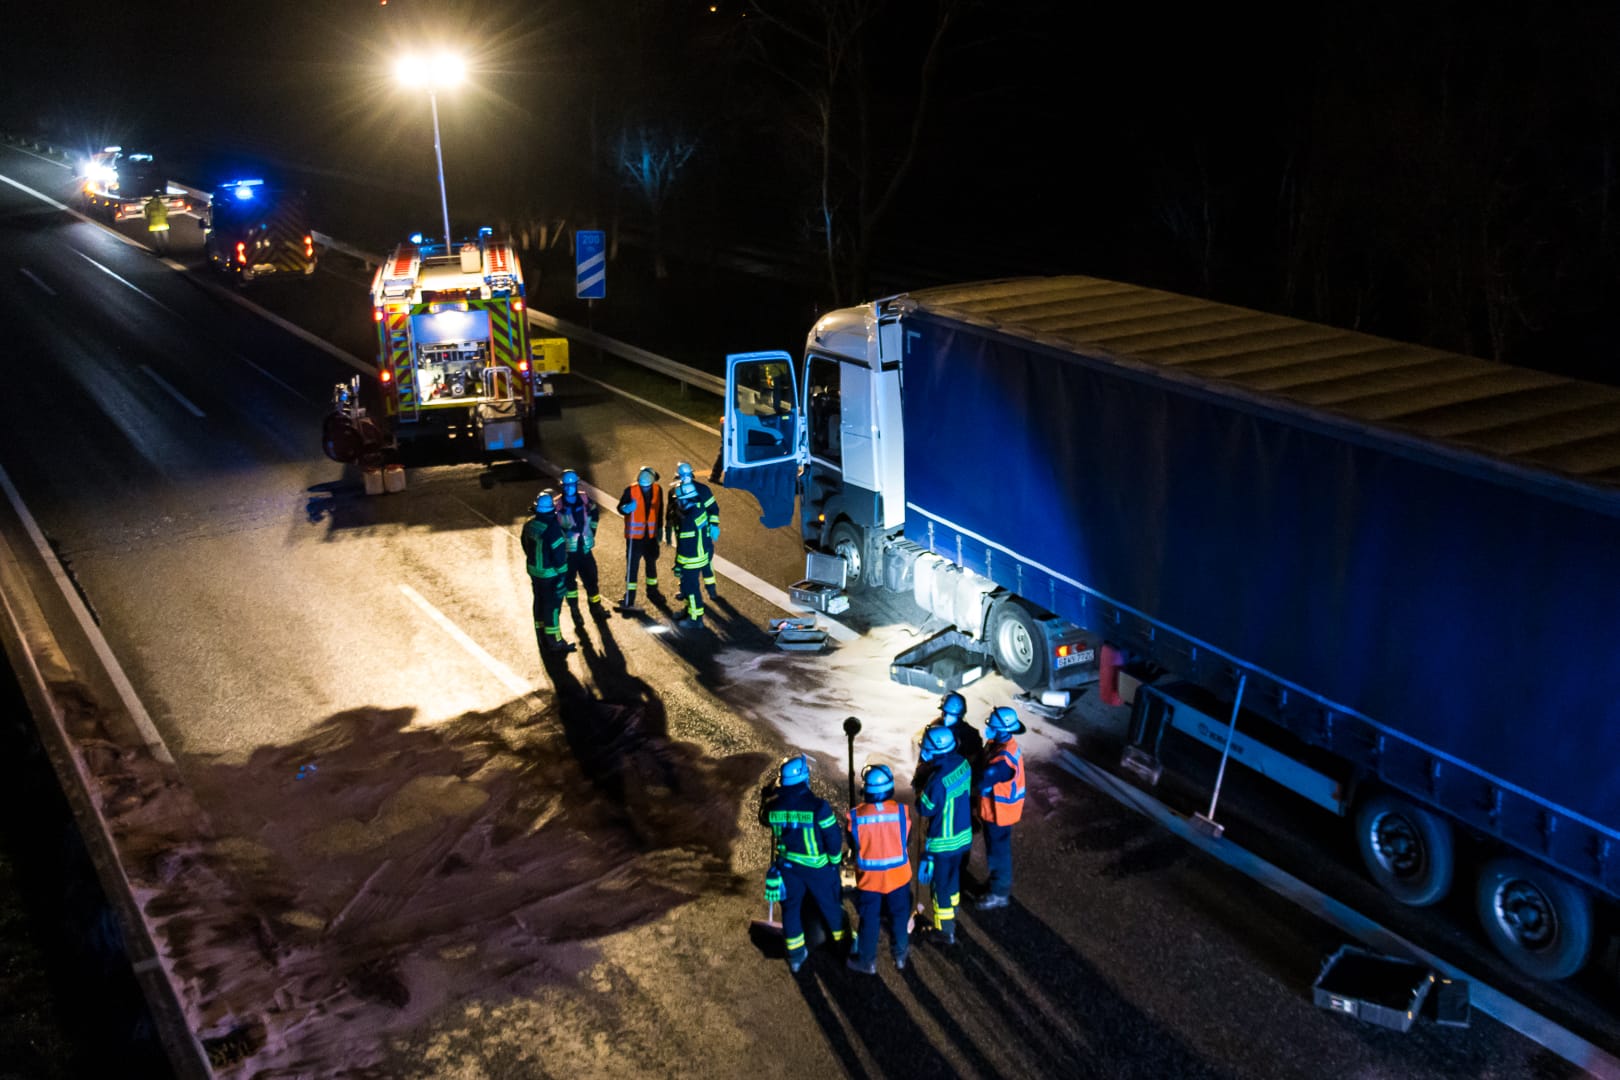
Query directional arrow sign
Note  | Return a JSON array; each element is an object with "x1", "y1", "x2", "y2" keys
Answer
[{"x1": 575, "y1": 229, "x2": 606, "y2": 300}]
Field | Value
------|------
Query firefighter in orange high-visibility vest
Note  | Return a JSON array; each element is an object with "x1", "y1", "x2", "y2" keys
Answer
[
  {"x1": 845, "y1": 764, "x2": 912, "y2": 974},
  {"x1": 616, "y1": 465, "x2": 663, "y2": 608},
  {"x1": 974, "y1": 706, "x2": 1027, "y2": 910}
]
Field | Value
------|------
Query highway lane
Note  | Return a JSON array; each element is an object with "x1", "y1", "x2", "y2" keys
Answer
[{"x1": 0, "y1": 141, "x2": 1601, "y2": 1077}]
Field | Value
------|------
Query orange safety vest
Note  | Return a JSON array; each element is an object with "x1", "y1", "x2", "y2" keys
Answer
[
  {"x1": 975, "y1": 737, "x2": 1025, "y2": 826},
  {"x1": 623, "y1": 482, "x2": 662, "y2": 540},
  {"x1": 848, "y1": 799, "x2": 911, "y2": 893}
]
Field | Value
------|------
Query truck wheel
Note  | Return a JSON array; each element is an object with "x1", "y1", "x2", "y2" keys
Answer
[
  {"x1": 1475, "y1": 855, "x2": 1593, "y2": 981},
  {"x1": 990, "y1": 600, "x2": 1047, "y2": 691},
  {"x1": 1353, "y1": 791, "x2": 1454, "y2": 907},
  {"x1": 828, "y1": 521, "x2": 870, "y2": 591}
]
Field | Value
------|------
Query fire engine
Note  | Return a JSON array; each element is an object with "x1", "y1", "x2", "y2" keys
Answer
[
  {"x1": 342, "y1": 230, "x2": 566, "y2": 461},
  {"x1": 77, "y1": 147, "x2": 190, "y2": 222}
]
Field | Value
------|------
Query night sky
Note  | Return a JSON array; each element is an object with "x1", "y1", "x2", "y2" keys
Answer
[{"x1": 8, "y1": 1, "x2": 1620, "y2": 381}]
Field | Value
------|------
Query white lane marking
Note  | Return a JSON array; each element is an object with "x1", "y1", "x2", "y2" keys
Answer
[
  {"x1": 1058, "y1": 751, "x2": 1620, "y2": 1080},
  {"x1": 195, "y1": 278, "x2": 374, "y2": 376},
  {"x1": 138, "y1": 365, "x2": 206, "y2": 418},
  {"x1": 162, "y1": 257, "x2": 186, "y2": 271},
  {"x1": 70, "y1": 248, "x2": 179, "y2": 314},
  {"x1": 572, "y1": 372, "x2": 721, "y2": 436},
  {"x1": 517, "y1": 449, "x2": 858, "y2": 640},
  {"x1": 235, "y1": 353, "x2": 309, "y2": 402},
  {"x1": 0, "y1": 464, "x2": 175, "y2": 764},
  {"x1": 0, "y1": 170, "x2": 150, "y2": 251},
  {"x1": 19, "y1": 268, "x2": 55, "y2": 295},
  {"x1": 398, "y1": 583, "x2": 533, "y2": 698}
]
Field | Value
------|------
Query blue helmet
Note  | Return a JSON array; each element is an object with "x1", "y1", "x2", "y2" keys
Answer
[
  {"x1": 920, "y1": 726, "x2": 957, "y2": 760},
  {"x1": 986, "y1": 706, "x2": 1023, "y2": 740},
  {"x1": 779, "y1": 754, "x2": 810, "y2": 786},
  {"x1": 861, "y1": 763, "x2": 895, "y2": 799},
  {"x1": 941, "y1": 692, "x2": 966, "y2": 724},
  {"x1": 676, "y1": 461, "x2": 695, "y2": 482},
  {"x1": 560, "y1": 469, "x2": 580, "y2": 490},
  {"x1": 637, "y1": 465, "x2": 655, "y2": 487},
  {"x1": 533, "y1": 489, "x2": 557, "y2": 514}
]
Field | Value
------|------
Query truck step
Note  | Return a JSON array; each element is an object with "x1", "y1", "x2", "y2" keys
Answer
[{"x1": 1119, "y1": 745, "x2": 1163, "y2": 787}]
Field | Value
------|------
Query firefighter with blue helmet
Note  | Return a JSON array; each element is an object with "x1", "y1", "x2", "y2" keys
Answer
[
  {"x1": 974, "y1": 706, "x2": 1027, "y2": 909},
  {"x1": 520, "y1": 489, "x2": 573, "y2": 655},
  {"x1": 671, "y1": 479, "x2": 710, "y2": 628},
  {"x1": 668, "y1": 461, "x2": 719, "y2": 600},
  {"x1": 557, "y1": 469, "x2": 608, "y2": 619},
  {"x1": 616, "y1": 465, "x2": 663, "y2": 608},
  {"x1": 915, "y1": 690, "x2": 983, "y2": 793},
  {"x1": 916, "y1": 724, "x2": 972, "y2": 944},
  {"x1": 761, "y1": 754, "x2": 848, "y2": 973},
  {"x1": 846, "y1": 763, "x2": 912, "y2": 974}
]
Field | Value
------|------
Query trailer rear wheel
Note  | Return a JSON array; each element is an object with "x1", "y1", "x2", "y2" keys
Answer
[
  {"x1": 990, "y1": 600, "x2": 1047, "y2": 691},
  {"x1": 1475, "y1": 855, "x2": 1593, "y2": 981},
  {"x1": 1353, "y1": 791, "x2": 1454, "y2": 907}
]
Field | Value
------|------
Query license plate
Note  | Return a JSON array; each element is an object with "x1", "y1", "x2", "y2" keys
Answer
[{"x1": 1057, "y1": 648, "x2": 1095, "y2": 668}]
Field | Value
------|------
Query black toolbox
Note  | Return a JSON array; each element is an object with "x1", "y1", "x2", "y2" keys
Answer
[{"x1": 1312, "y1": 945, "x2": 1435, "y2": 1033}]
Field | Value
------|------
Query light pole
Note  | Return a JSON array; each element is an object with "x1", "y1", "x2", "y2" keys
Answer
[{"x1": 395, "y1": 52, "x2": 466, "y2": 253}]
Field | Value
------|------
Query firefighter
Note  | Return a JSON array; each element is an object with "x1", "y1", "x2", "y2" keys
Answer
[
  {"x1": 846, "y1": 764, "x2": 912, "y2": 974},
  {"x1": 761, "y1": 754, "x2": 848, "y2": 973},
  {"x1": 558, "y1": 469, "x2": 608, "y2": 618},
  {"x1": 671, "y1": 479, "x2": 710, "y2": 629},
  {"x1": 974, "y1": 706, "x2": 1027, "y2": 910},
  {"x1": 143, "y1": 193, "x2": 169, "y2": 253},
  {"x1": 916, "y1": 725, "x2": 972, "y2": 945},
  {"x1": 670, "y1": 461, "x2": 719, "y2": 600},
  {"x1": 520, "y1": 489, "x2": 573, "y2": 655},
  {"x1": 913, "y1": 691, "x2": 983, "y2": 792},
  {"x1": 616, "y1": 465, "x2": 663, "y2": 609}
]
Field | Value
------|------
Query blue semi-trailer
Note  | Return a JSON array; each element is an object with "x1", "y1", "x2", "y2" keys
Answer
[{"x1": 722, "y1": 275, "x2": 1620, "y2": 983}]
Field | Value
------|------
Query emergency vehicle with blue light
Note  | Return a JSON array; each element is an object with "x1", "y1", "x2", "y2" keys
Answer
[{"x1": 200, "y1": 178, "x2": 317, "y2": 282}]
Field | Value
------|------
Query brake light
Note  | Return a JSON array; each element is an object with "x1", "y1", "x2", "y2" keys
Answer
[
  {"x1": 1056, "y1": 644, "x2": 1071, "y2": 658},
  {"x1": 304, "y1": 234, "x2": 313, "y2": 258},
  {"x1": 380, "y1": 369, "x2": 392, "y2": 383},
  {"x1": 235, "y1": 241, "x2": 246, "y2": 265},
  {"x1": 519, "y1": 359, "x2": 529, "y2": 373},
  {"x1": 513, "y1": 299, "x2": 523, "y2": 311},
  {"x1": 373, "y1": 309, "x2": 384, "y2": 322}
]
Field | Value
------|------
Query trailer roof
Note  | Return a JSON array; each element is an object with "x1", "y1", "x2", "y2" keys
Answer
[{"x1": 903, "y1": 276, "x2": 1620, "y2": 496}]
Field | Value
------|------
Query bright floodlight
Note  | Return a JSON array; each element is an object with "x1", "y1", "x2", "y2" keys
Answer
[{"x1": 395, "y1": 51, "x2": 467, "y2": 89}]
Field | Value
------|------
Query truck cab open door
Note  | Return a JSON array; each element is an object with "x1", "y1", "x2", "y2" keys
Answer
[{"x1": 723, "y1": 351, "x2": 804, "y2": 529}]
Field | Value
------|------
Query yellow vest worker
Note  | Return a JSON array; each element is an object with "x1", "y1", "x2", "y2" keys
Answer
[{"x1": 143, "y1": 195, "x2": 169, "y2": 233}]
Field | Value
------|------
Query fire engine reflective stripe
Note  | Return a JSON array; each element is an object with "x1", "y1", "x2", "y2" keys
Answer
[
  {"x1": 480, "y1": 299, "x2": 517, "y2": 369},
  {"x1": 386, "y1": 313, "x2": 414, "y2": 407}
]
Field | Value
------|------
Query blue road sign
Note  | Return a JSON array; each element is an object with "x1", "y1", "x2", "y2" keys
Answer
[{"x1": 576, "y1": 229, "x2": 606, "y2": 300}]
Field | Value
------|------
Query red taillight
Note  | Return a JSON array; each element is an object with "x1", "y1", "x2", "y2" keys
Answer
[
  {"x1": 373, "y1": 309, "x2": 384, "y2": 323},
  {"x1": 1056, "y1": 644, "x2": 1071, "y2": 658},
  {"x1": 380, "y1": 369, "x2": 392, "y2": 383},
  {"x1": 519, "y1": 359, "x2": 530, "y2": 373},
  {"x1": 513, "y1": 299, "x2": 524, "y2": 311},
  {"x1": 235, "y1": 241, "x2": 246, "y2": 265},
  {"x1": 304, "y1": 234, "x2": 313, "y2": 258}
]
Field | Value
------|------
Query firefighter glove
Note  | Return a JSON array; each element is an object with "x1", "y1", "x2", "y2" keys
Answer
[
  {"x1": 918, "y1": 855, "x2": 935, "y2": 886},
  {"x1": 708, "y1": 523, "x2": 720, "y2": 541},
  {"x1": 764, "y1": 866, "x2": 785, "y2": 903}
]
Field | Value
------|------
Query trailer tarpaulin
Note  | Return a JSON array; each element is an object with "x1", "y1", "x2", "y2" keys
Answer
[{"x1": 901, "y1": 312, "x2": 1620, "y2": 829}]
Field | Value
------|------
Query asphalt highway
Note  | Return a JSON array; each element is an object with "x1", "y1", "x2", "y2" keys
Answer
[{"x1": 0, "y1": 141, "x2": 1606, "y2": 1078}]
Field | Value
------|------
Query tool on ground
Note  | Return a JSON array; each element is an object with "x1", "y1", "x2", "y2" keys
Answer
[{"x1": 1191, "y1": 673, "x2": 1247, "y2": 840}]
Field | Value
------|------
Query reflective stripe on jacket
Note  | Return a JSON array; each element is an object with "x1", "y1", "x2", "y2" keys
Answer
[
  {"x1": 520, "y1": 515, "x2": 568, "y2": 578},
  {"x1": 918, "y1": 753, "x2": 972, "y2": 854},
  {"x1": 976, "y1": 737, "x2": 1025, "y2": 826},
  {"x1": 674, "y1": 498, "x2": 710, "y2": 569},
  {"x1": 848, "y1": 799, "x2": 911, "y2": 892},
  {"x1": 561, "y1": 492, "x2": 599, "y2": 553},
  {"x1": 766, "y1": 784, "x2": 843, "y2": 869},
  {"x1": 619, "y1": 483, "x2": 662, "y2": 540}
]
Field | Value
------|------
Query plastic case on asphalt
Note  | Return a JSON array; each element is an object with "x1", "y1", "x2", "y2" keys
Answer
[
  {"x1": 889, "y1": 628, "x2": 992, "y2": 693},
  {"x1": 1312, "y1": 945, "x2": 1434, "y2": 1033},
  {"x1": 790, "y1": 552, "x2": 849, "y2": 615}
]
